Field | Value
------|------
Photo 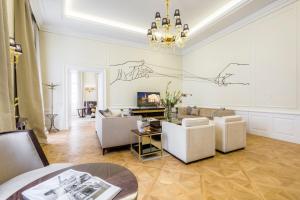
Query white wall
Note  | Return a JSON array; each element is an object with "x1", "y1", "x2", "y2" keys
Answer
[
  {"x1": 182, "y1": 1, "x2": 300, "y2": 143},
  {"x1": 39, "y1": 31, "x2": 182, "y2": 129}
]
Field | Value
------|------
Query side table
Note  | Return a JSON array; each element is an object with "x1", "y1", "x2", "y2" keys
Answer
[{"x1": 131, "y1": 128, "x2": 163, "y2": 161}]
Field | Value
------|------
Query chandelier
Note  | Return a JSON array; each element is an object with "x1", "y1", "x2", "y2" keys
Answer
[{"x1": 147, "y1": 0, "x2": 189, "y2": 48}]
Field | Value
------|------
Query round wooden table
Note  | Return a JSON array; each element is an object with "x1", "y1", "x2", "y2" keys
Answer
[{"x1": 8, "y1": 163, "x2": 138, "y2": 200}]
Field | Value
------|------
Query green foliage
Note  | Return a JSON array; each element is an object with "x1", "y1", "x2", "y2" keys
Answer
[{"x1": 161, "y1": 81, "x2": 182, "y2": 108}]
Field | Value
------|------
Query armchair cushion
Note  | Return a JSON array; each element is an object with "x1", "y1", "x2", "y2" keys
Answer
[
  {"x1": 0, "y1": 163, "x2": 72, "y2": 199},
  {"x1": 182, "y1": 117, "x2": 209, "y2": 127},
  {"x1": 223, "y1": 116, "x2": 242, "y2": 122},
  {"x1": 215, "y1": 115, "x2": 242, "y2": 123}
]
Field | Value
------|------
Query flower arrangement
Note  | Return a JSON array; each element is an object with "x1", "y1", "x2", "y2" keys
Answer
[{"x1": 161, "y1": 81, "x2": 182, "y2": 121}]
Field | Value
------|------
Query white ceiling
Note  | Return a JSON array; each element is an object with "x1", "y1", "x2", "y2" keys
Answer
[{"x1": 31, "y1": 0, "x2": 282, "y2": 49}]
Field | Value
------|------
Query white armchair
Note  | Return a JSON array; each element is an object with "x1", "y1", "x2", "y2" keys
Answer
[
  {"x1": 162, "y1": 118, "x2": 215, "y2": 164},
  {"x1": 214, "y1": 115, "x2": 246, "y2": 153}
]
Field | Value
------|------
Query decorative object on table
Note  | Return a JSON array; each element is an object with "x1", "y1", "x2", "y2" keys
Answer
[
  {"x1": 131, "y1": 129, "x2": 163, "y2": 161},
  {"x1": 44, "y1": 83, "x2": 60, "y2": 132},
  {"x1": 109, "y1": 60, "x2": 250, "y2": 86},
  {"x1": 22, "y1": 169, "x2": 121, "y2": 200},
  {"x1": 9, "y1": 38, "x2": 24, "y2": 126},
  {"x1": 137, "y1": 119, "x2": 149, "y2": 133},
  {"x1": 161, "y1": 81, "x2": 182, "y2": 122},
  {"x1": 120, "y1": 108, "x2": 124, "y2": 117},
  {"x1": 147, "y1": 0, "x2": 190, "y2": 48}
]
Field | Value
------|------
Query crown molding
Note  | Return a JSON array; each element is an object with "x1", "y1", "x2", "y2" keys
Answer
[
  {"x1": 39, "y1": 25, "x2": 182, "y2": 56},
  {"x1": 29, "y1": 0, "x2": 46, "y2": 28},
  {"x1": 182, "y1": 0, "x2": 297, "y2": 55}
]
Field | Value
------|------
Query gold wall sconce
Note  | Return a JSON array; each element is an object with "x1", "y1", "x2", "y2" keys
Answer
[{"x1": 9, "y1": 38, "x2": 23, "y2": 64}]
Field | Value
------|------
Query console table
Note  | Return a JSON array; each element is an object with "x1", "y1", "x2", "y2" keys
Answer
[{"x1": 129, "y1": 107, "x2": 165, "y2": 119}]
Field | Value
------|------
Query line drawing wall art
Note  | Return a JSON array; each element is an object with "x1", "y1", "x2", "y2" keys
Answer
[{"x1": 109, "y1": 60, "x2": 250, "y2": 86}]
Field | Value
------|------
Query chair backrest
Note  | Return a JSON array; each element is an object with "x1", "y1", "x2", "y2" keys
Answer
[
  {"x1": 182, "y1": 117, "x2": 209, "y2": 127},
  {"x1": 0, "y1": 130, "x2": 49, "y2": 184},
  {"x1": 218, "y1": 115, "x2": 242, "y2": 123}
]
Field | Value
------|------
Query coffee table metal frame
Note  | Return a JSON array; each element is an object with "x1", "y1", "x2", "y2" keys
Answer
[{"x1": 130, "y1": 129, "x2": 163, "y2": 161}]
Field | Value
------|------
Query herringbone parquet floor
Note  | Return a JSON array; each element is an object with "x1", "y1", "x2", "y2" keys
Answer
[{"x1": 42, "y1": 121, "x2": 300, "y2": 200}]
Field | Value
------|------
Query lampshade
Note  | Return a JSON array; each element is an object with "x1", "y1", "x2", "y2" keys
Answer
[
  {"x1": 15, "y1": 44, "x2": 23, "y2": 54},
  {"x1": 174, "y1": 9, "x2": 180, "y2": 19},
  {"x1": 175, "y1": 18, "x2": 182, "y2": 28},
  {"x1": 151, "y1": 22, "x2": 157, "y2": 30},
  {"x1": 155, "y1": 12, "x2": 161, "y2": 21},
  {"x1": 9, "y1": 38, "x2": 16, "y2": 49},
  {"x1": 183, "y1": 24, "x2": 189, "y2": 33},
  {"x1": 162, "y1": 18, "x2": 168, "y2": 27},
  {"x1": 147, "y1": 29, "x2": 152, "y2": 38}
]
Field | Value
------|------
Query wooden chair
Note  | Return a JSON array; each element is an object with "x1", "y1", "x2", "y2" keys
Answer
[{"x1": 0, "y1": 130, "x2": 72, "y2": 199}]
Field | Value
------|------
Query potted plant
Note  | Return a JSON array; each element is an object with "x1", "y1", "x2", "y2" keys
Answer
[{"x1": 161, "y1": 81, "x2": 182, "y2": 122}]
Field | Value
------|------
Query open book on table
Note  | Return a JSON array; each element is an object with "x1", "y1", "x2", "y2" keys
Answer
[{"x1": 22, "y1": 169, "x2": 121, "y2": 200}]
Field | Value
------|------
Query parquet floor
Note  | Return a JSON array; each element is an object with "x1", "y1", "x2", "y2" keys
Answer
[{"x1": 42, "y1": 121, "x2": 300, "y2": 200}]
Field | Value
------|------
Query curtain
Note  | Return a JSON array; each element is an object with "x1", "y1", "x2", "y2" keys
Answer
[
  {"x1": 14, "y1": 0, "x2": 47, "y2": 142},
  {"x1": 0, "y1": 0, "x2": 15, "y2": 131}
]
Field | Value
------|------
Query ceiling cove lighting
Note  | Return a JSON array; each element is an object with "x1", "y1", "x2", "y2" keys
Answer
[
  {"x1": 64, "y1": 0, "x2": 250, "y2": 41},
  {"x1": 189, "y1": 0, "x2": 251, "y2": 35},
  {"x1": 64, "y1": 0, "x2": 146, "y2": 34}
]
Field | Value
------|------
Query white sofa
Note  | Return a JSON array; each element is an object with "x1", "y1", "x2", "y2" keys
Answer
[
  {"x1": 0, "y1": 130, "x2": 72, "y2": 199},
  {"x1": 214, "y1": 115, "x2": 246, "y2": 153},
  {"x1": 96, "y1": 110, "x2": 141, "y2": 154},
  {"x1": 162, "y1": 118, "x2": 215, "y2": 163}
]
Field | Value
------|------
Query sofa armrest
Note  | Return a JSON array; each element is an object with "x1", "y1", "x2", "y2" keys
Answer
[{"x1": 100, "y1": 116, "x2": 141, "y2": 148}]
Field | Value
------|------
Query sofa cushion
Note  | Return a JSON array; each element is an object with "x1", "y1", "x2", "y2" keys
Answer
[
  {"x1": 186, "y1": 106, "x2": 193, "y2": 115},
  {"x1": 182, "y1": 117, "x2": 209, "y2": 127},
  {"x1": 177, "y1": 107, "x2": 187, "y2": 116},
  {"x1": 0, "y1": 163, "x2": 73, "y2": 199},
  {"x1": 99, "y1": 109, "x2": 113, "y2": 117}
]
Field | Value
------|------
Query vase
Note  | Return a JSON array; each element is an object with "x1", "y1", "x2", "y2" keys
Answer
[{"x1": 165, "y1": 106, "x2": 173, "y2": 122}]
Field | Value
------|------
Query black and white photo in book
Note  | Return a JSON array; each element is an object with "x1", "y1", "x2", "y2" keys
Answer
[{"x1": 22, "y1": 169, "x2": 121, "y2": 200}]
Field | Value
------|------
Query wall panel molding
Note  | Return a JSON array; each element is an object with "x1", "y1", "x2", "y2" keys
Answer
[{"x1": 235, "y1": 110, "x2": 300, "y2": 144}]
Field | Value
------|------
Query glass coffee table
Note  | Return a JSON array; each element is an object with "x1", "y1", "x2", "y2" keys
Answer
[{"x1": 131, "y1": 128, "x2": 163, "y2": 161}]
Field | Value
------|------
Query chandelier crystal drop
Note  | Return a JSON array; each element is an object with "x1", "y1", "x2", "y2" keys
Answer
[{"x1": 147, "y1": 0, "x2": 189, "y2": 48}]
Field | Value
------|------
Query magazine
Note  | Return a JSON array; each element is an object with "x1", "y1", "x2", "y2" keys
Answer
[{"x1": 22, "y1": 169, "x2": 121, "y2": 200}]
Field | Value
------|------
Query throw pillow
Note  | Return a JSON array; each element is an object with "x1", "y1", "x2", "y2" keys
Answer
[
  {"x1": 191, "y1": 108, "x2": 199, "y2": 116},
  {"x1": 186, "y1": 106, "x2": 192, "y2": 115}
]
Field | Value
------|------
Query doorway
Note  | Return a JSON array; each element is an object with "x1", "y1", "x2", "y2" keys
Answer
[{"x1": 65, "y1": 66, "x2": 106, "y2": 129}]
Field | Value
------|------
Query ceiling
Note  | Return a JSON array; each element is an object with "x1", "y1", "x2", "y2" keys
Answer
[{"x1": 31, "y1": 0, "x2": 282, "y2": 49}]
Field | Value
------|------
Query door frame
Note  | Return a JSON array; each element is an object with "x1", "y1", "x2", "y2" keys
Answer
[{"x1": 64, "y1": 65, "x2": 106, "y2": 129}]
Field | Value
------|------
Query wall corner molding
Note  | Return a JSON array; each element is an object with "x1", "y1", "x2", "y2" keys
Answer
[{"x1": 29, "y1": 0, "x2": 46, "y2": 28}]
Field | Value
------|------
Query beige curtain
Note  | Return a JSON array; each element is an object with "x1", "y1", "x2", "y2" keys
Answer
[
  {"x1": 0, "y1": 0, "x2": 15, "y2": 131},
  {"x1": 14, "y1": 0, "x2": 47, "y2": 142}
]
